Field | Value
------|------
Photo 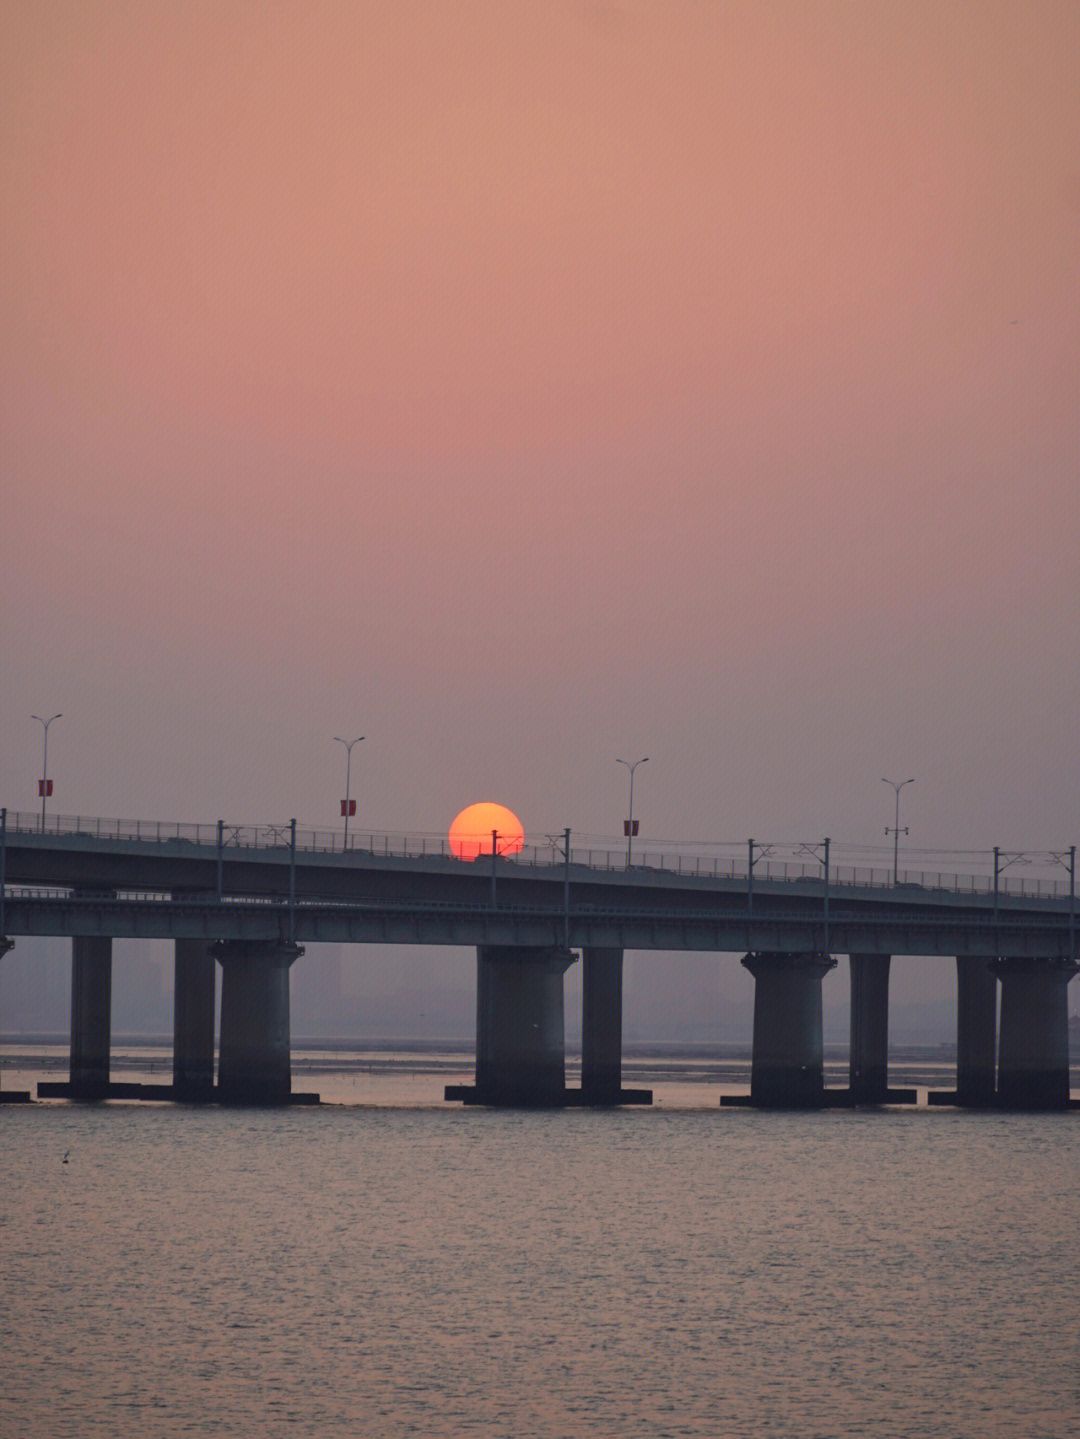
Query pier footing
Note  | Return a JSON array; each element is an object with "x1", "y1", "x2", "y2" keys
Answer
[
  {"x1": 722, "y1": 1087, "x2": 917, "y2": 1108},
  {"x1": 445, "y1": 1084, "x2": 653, "y2": 1106},
  {"x1": 37, "y1": 1080, "x2": 320, "y2": 1103}
]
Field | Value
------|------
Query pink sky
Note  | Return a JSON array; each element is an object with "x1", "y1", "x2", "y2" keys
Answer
[{"x1": 3, "y1": 1, "x2": 1079, "y2": 854}]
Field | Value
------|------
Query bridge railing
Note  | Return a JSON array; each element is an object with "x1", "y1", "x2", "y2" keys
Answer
[{"x1": 2, "y1": 811, "x2": 1073, "y2": 897}]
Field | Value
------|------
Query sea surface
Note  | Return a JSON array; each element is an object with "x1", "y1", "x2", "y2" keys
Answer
[{"x1": 3, "y1": 1055, "x2": 1079, "y2": 1438}]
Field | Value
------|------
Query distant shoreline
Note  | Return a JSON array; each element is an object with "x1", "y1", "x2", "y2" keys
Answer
[{"x1": 1, "y1": 1032, "x2": 960, "y2": 1061}]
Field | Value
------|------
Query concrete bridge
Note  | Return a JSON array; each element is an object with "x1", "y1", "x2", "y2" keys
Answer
[{"x1": 1, "y1": 810, "x2": 1076, "y2": 1110}]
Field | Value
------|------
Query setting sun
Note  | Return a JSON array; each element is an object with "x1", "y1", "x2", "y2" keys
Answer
[{"x1": 448, "y1": 802, "x2": 525, "y2": 861}]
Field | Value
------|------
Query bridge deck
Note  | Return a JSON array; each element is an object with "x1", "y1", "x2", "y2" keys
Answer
[{"x1": 2, "y1": 814, "x2": 1075, "y2": 958}]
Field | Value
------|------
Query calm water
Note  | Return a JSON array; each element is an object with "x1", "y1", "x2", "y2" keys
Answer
[{"x1": 3, "y1": 1072, "x2": 1079, "y2": 1438}]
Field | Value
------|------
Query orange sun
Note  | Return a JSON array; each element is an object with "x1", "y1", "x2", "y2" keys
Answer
[{"x1": 448, "y1": 802, "x2": 525, "y2": 861}]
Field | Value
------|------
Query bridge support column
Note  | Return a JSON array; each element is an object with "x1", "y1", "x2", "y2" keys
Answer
[
  {"x1": 956, "y1": 955, "x2": 998, "y2": 1105},
  {"x1": 469, "y1": 946, "x2": 574, "y2": 1106},
  {"x1": 70, "y1": 936, "x2": 112, "y2": 1101},
  {"x1": 0, "y1": 937, "x2": 30, "y2": 1103},
  {"x1": 995, "y1": 958, "x2": 1077, "y2": 1110},
  {"x1": 849, "y1": 954, "x2": 891, "y2": 1104},
  {"x1": 741, "y1": 951, "x2": 836, "y2": 1108},
  {"x1": 215, "y1": 941, "x2": 302, "y2": 1105},
  {"x1": 581, "y1": 947, "x2": 623, "y2": 1104},
  {"x1": 173, "y1": 938, "x2": 216, "y2": 1101}
]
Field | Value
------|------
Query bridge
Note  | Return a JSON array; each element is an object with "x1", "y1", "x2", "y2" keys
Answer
[{"x1": 1, "y1": 809, "x2": 1076, "y2": 1110}]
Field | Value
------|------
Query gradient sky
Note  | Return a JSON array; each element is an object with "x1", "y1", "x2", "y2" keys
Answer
[{"x1": 4, "y1": 0, "x2": 1079, "y2": 867}]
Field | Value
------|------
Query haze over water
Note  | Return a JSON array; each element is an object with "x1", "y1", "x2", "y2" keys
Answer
[{"x1": 4, "y1": 1092, "x2": 1079, "y2": 1438}]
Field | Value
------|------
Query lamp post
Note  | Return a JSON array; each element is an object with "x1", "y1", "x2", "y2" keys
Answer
[
  {"x1": 882, "y1": 777, "x2": 914, "y2": 885},
  {"x1": 32, "y1": 713, "x2": 62, "y2": 833},
  {"x1": 334, "y1": 735, "x2": 364, "y2": 848},
  {"x1": 616, "y1": 756, "x2": 648, "y2": 868}
]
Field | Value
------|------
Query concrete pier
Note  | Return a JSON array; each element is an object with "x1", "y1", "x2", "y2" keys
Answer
[
  {"x1": 173, "y1": 938, "x2": 216, "y2": 1102},
  {"x1": 739, "y1": 951, "x2": 836, "y2": 1108},
  {"x1": 955, "y1": 955, "x2": 998, "y2": 1105},
  {"x1": 0, "y1": 937, "x2": 31, "y2": 1102},
  {"x1": 849, "y1": 953, "x2": 891, "y2": 1103},
  {"x1": 995, "y1": 958, "x2": 1077, "y2": 1110},
  {"x1": 215, "y1": 940, "x2": 303, "y2": 1105},
  {"x1": 70, "y1": 935, "x2": 112, "y2": 1100},
  {"x1": 581, "y1": 946, "x2": 623, "y2": 1105},
  {"x1": 448, "y1": 945, "x2": 574, "y2": 1106}
]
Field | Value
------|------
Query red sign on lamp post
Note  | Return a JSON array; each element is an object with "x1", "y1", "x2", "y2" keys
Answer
[
  {"x1": 340, "y1": 799, "x2": 356, "y2": 817},
  {"x1": 38, "y1": 780, "x2": 53, "y2": 797}
]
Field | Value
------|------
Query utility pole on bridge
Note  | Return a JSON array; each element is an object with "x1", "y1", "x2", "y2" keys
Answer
[
  {"x1": 882, "y1": 777, "x2": 914, "y2": 885},
  {"x1": 334, "y1": 734, "x2": 364, "y2": 848},
  {"x1": 616, "y1": 756, "x2": 648, "y2": 869},
  {"x1": 32, "y1": 713, "x2": 62, "y2": 833}
]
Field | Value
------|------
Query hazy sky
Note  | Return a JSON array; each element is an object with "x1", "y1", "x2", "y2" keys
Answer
[{"x1": 4, "y1": 0, "x2": 1079, "y2": 861}]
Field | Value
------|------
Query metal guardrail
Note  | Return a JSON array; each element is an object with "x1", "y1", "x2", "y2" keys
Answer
[{"x1": 1, "y1": 810, "x2": 1075, "y2": 898}]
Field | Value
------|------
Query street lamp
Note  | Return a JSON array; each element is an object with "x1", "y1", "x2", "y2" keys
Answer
[
  {"x1": 31, "y1": 713, "x2": 62, "y2": 833},
  {"x1": 882, "y1": 776, "x2": 914, "y2": 885},
  {"x1": 334, "y1": 735, "x2": 364, "y2": 848},
  {"x1": 616, "y1": 756, "x2": 648, "y2": 868}
]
